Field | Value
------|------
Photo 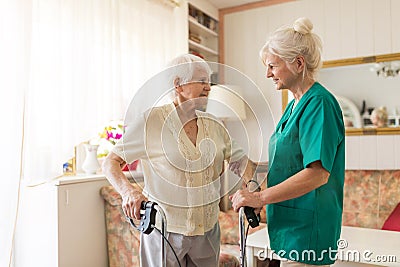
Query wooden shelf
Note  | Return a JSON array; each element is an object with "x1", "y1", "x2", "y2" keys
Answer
[
  {"x1": 188, "y1": 16, "x2": 218, "y2": 37},
  {"x1": 189, "y1": 39, "x2": 218, "y2": 57}
]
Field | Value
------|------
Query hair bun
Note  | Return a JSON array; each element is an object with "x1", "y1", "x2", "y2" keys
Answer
[{"x1": 293, "y1": 17, "x2": 313, "y2": 34}]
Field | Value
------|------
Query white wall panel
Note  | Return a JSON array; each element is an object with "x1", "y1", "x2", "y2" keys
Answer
[
  {"x1": 373, "y1": 0, "x2": 392, "y2": 55},
  {"x1": 240, "y1": 8, "x2": 262, "y2": 82},
  {"x1": 391, "y1": 0, "x2": 400, "y2": 53},
  {"x1": 304, "y1": 0, "x2": 325, "y2": 55},
  {"x1": 355, "y1": 0, "x2": 374, "y2": 57},
  {"x1": 253, "y1": 7, "x2": 278, "y2": 158},
  {"x1": 224, "y1": 6, "x2": 284, "y2": 125},
  {"x1": 376, "y1": 135, "x2": 395, "y2": 169},
  {"x1": 346, "y1": 136, "x2": 360, "y2": 169},
  {"x1": 281, "y1": 1, "x2": 307, "y2": 26},
  {"x1": 223, "y1": 10, "x2": 277, "y2": 161},
  {"x1": 359, "y1": 135, "x2": 377, "y2": 169},
  {"x1": 224, "y1": 12, "x2": 246, "y2": 69},
  {"x1": 323, "y1": 0, "x2": 341, "y2": 60},
  {"x1": 340, "y1": 0, "x2": 357, "y2": 59},
  {"x1": 266, "y1": 4, "x2": 285, "y2": 38}
]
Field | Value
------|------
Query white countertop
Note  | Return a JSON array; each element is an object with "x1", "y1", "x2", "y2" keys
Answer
[
  {"x1": 23, "y1": 171, "x2": 144, "y2": 187},
  {"x1": 246, "y1": 226, "x2": 400, "y2": 266}
]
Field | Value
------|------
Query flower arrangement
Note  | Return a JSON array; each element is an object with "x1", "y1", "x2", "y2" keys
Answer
[
  {"x1": 96, "y1": 121, "x2": 124, "y2": 158},
  {"x1": 99, "y1": 123, "x2": 124, "y2": 145}
]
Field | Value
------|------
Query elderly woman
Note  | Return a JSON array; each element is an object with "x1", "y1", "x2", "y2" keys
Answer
[
  {"x1": 230, "y1": 18, "x2": 345, "y2": 267},
  {"x1": 103, "y1": 54, "x2": 255, "y2": 267}
]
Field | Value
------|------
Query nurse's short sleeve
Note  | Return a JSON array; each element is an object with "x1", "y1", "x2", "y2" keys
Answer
[
  {"x1": 299, "y1": 96, "x2": 343, "y2": 172},
  {"x1": 112, "y1": 113, "x2": 146, "y2": 164}
]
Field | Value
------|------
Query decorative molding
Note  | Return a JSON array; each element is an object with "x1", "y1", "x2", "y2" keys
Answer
[
  {"x1": 322, "y1": 53, "x2": 400, "y2": 69},
  {"x1": 346, "y1": 127, "x2": 400, "y2": 136},
  {"x1": 219, "y1": 0, "x2": 295, "y2": 16}
]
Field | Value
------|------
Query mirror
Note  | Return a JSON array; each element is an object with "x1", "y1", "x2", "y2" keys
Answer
[{"x1": 282, "y1": 53, "x2": 400, "y2": 135}]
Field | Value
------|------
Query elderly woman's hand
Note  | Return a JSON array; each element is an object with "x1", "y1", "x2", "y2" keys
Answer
[
  {"x1": 229, "y1": 189, "x2": 264, "y2": 212},
  {"x1": 121, "y1": 189, "x2": 147, "y2": 220}
]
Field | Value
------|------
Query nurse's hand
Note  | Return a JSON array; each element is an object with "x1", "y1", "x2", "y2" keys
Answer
[{"x1": 229, "y1": 189, "x2": 264, "y2": 212}]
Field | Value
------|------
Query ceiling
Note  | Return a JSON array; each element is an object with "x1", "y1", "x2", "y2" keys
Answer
[{"x1": 208, "y1": 0, "x2": 263, "y2": 9}]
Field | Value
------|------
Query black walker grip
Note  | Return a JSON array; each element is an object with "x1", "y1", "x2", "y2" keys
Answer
[
  {"x1": 126, "y1": 201, "x2": 157, "y2": 234},
  {"x1": 244, "y1": 206, "x2": 260, "y2": 228}
]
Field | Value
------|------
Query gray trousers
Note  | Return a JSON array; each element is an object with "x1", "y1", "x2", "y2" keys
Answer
[{"x1": 139, "y1": 223, "x2": 220, "y2": 267}]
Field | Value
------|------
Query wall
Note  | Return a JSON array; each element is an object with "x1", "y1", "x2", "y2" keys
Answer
[
  {"x1": 223, "y1": 7, "x2": 283, "y2": 160},
  {"x1": 222, "y1": 0, "x2": 400, "y2": 161}
]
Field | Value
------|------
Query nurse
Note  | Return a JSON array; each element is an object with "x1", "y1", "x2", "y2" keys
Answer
[{"x1": 230, "y1": 17, "x2": 345, "y2": 267}]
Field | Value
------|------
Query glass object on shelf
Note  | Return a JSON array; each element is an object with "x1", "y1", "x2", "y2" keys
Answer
[
  {"x1": 388, "y1": 115, "x2": 400, "y2": 127},
  {"x1": 335, "y1": 95, "x2": 362, "y2": 128},
  {"x1": 188, "y1": 4, "x2": 218, "y2": 33}
]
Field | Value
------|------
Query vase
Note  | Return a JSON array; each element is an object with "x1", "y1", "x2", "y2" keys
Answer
[{"x1": 82, "y1": 144, "x2": 100, "y2": 174}]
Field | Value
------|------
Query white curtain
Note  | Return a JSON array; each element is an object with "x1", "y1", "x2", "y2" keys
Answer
[{"x1": 0, "y1": 0, "x2": 186, "y2": 265}]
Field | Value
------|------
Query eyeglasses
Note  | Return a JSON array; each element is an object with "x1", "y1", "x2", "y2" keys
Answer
[{"x1": 185, "y1": 79, "x2": 210, "y2": 86}]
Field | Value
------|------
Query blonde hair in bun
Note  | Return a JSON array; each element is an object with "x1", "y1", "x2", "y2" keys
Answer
[
  {"x1": 259, "y1": 17, "x2": 322, "y2": 80},
  {"x1": 293, "y1": 17, "x2": 313, "y2": 35}
]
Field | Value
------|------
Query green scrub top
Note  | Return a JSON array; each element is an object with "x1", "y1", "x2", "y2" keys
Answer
[{"x1": 267, "y1": 82, "x2": 345, "y2": 265}]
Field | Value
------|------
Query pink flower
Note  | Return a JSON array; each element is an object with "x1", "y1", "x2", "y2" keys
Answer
[{"x1": 106, "y1": 131, "x2": 114, "y2": 140}]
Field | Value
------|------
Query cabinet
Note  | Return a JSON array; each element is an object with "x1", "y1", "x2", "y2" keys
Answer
[
  {"x1": 188, "y1": 2, "x2": 219, "y2": 63},
  {"x1": 15, "y1": 175, "x2": 111, "y2": 267},
  {"x1": 15, "y1": 173, "x2": 144, "y2": 267},
  {"x1": 345, "y1": 135, "x2": 400, "y2": 170}
]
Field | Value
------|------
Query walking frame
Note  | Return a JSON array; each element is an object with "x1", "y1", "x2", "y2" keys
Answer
[{"x1": 126, "y1": 201, "x2": 168, "y2": 267}]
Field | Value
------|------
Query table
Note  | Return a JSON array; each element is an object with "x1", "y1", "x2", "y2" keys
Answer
[{"x1": 245, "y1": 226, "x2": 400, "y2": 267}]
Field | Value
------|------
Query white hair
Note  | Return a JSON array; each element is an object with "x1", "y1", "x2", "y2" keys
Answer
[
  {"x1": 166, "y1": 54, "x2": 212, "y2": 87},
  {"x1": 259, "y1": 17, "x2": 323, "y2": 80}
]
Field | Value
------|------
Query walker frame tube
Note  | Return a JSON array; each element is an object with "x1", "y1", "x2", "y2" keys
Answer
[
  {"x1": 155, "y1": 205, "x2": 167, "y2": 267},
  {"x1": 239, "y1": 207, "x2": 247, "y2": 267}
]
